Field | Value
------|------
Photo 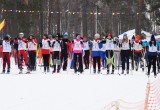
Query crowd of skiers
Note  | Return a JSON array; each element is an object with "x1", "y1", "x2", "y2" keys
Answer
[{"x1": 0, "y1": 32, "x2": 159, "y2": 78}]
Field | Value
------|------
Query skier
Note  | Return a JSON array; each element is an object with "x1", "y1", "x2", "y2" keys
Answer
[
  {"x1": 18, "y1": 33, "x2": 29, "y2": 73},
  {"x1": 99, "y1": 36, "x2": 106, "y2": 69},
  {"x1": 130, "y1": 35, "x2": 135, "y2": 70},
  {"x1": 83, "y1": 36, "x2": 90, "y2": 69},
  {"x1": 133, "y1": 35, "x2": 143, "y2": 71},
  {"x1": 147, "y1": 35, "x2": 158, "y2": 78},
  {"x1": 72, "y1": 34, "x2": 84, "y2": 73},
  {"x1": 68, "y1": 39, "x2": 74, "y2": 69},
  {"x1": 157, "y1": 39, "x2": 160, "y2": 73},
  {"x1": 28, "y1": 35, "x2": 38, "y2": 71},
  {"x1": 90, "y1": 33, "x2": 101, "y2": 74},
  {"x1": 41, "y1": 34, "x2": 51, "y2": 73},
  {"x1": 13, "y1": 37, "x2": 18, "y2": 65},
  {"x1": 49, "y1": 35, "x2": 55, "y2": 67},
  {"x1": 52, "y1": 34, "x2": 62, "y2": 73},
  {"x1": 61, "y1": 32, "x2": 69, "y2": 71},
  {"x1": 113, "y1": 36, "x2": 121, "y2": 73},
  {"x1": 105, "y1": 32, "x2": 114, "y2": 74},
  {"x1": 120, "y1": 33, "x2": 131, "y2": 74},
  {"x1": 142, "y1": 40, "x2": 149, "y2": 68},
  {"x1": 2, "y1": 35, "x2": 12, "y2": 73}
]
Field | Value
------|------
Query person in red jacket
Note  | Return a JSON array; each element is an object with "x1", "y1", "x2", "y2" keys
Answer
[
  {"x1": 28, "y1": 35, "x2": 38, "y2": 71},
  {"x1": 18, "y1": 33, "x2": 29, "y2": 73},
  {"x1": 2, "y1": 35, "x2": 12, "y2": 73}
]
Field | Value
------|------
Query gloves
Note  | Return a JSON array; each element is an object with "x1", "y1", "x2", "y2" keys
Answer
[{"x1": 48, "y1": 41, "x2": 51, "y2": 47}]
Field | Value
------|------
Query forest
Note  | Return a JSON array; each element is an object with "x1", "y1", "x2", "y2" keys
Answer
[{"x1": 0, "y1": 0, "x2": 160, "y2": 40}]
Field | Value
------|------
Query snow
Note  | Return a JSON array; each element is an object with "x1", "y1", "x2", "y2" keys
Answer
[{"x1": 0, "y1": 58, "x2": 157, "y2": 110}]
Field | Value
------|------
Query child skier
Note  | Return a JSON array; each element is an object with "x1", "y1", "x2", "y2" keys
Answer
[
  {"x1": 83, "y1": 36, "x2": 90, "y2": 69},
  {"x1": 28, "y1": 35, "x2": 38, "y2": 71},
  {"x1": 90, "y1": 33, "x2": 101, "y2": 74},
  {"x1": 2, "y1": 35, "x2": 12, "y2": 73},
  {"x1": 148, "y1": 35, "x2": 158, "y2": 78},
  {"x1": 52, "y1": 34, "x2": 62, "y2": 73},
  {"x1": 72, "y1": 34, "x2": 84, "y2": 73}
]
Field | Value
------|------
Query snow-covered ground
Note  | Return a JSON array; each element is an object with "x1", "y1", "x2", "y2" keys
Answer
[{"x1": 0, "y1": 59, "x2": 157, "y2": 110}]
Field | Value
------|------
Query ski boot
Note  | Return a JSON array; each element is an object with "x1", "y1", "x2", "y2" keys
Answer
[
  {"x1": 7, "y1": 69, "x2": 10, "y2": 74},
  {"x1": 127, "y1": 70, "x2": 129, "y2": 74},
  {"x1": 52, "y1": 65, "x2": 56, "y2": 73},
  {"x1": 57, "y1": 65, "x2": 61, "y2": 73},
  {"x1": 111, "y1": 70, "x2": 114, "y2": 74},
  {"x1": 98, "y1": 69, "x2": 101, "y2": 74},
  {"x1": 107, "y1": 69, "x2": 109, "y2": 74},
  {"x1": 121, "y1": 70, "x2": 124, "y2": 74},
  {"x1": 93, "y1": 69, "x2": 96, "y2": 74},
  {"x1": 2, "y1": 69, "x2": 5, "y2": 74}
]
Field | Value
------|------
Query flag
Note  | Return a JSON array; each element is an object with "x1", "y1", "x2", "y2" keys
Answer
[{"x1": 0, "y1": 19, "x2": 6, "y2": 31}]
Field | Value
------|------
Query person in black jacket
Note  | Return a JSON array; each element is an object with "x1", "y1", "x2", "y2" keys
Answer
[
  {"x1": 52, "y1": 34, "x2": 62, "y2": 73},
  {"x1": 61, "y1": 32, "x2": 69, "y2": 71},
  {"x1": 147, "y1": 35, "x2": 158, "y2": 78}
]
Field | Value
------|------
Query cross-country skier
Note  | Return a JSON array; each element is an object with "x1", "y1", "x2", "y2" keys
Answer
[
  {"x1": 106, "y1": 32, "x2": 114, "y2": 74},
  {"x1": 41, "y1": 34, "x2": 51, "y2": 73},
  {"x1": 113, "y1": 36, "x2": 121, "y2": 72},
  {"x1": 72, "y1": 34, "x2": 84, "y2": 73},
  {"x1": 18, "y1": 33, "x2": 29, "y2": 73},
  {"x1": 2, "y1": 35, "x2": 12, "y2": 73},
  {"x1": 50, "y1": 35, "x2": 55, "y2": 67},
  {"x1": 61, "y1": 32, "x2": 69, "y2": 71},
  {"x1": 130, "y1": 35, "x2": 135, "y2": 70},
  {"x1": 28, "y1": 35, "x2": 38, "y2": 71},
  {"x1": 83, "y1": 36, "x2": 90, "y2": 69},
  {"x1": 52, "y1": 34, "x2": 62, "y2": 73},
  {"x1": 133, "y1": 35, "x2": 143, "y2": 71},
  {"x1": 120, "y1": 33, "x2": 131, "y2": 74},
  {"x1": 99, "y1": 36, "x2": 106, "y2": 69},
  {"x1": 90, "y1": 33, "x2": 101, "y2": 74},
  {"x1": 156, "y1": 39, "x2": 160, "y2": 73},
  {"x1": 148, "y1": 35, "x2": 158, "y2": 78}
]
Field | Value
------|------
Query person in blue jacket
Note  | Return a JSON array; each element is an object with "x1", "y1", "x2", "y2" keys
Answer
[
  {"x1": 99, "y1": 36, "x2": 106, "y2": 69},
  {"x1": 142, "y1": 40, "x2": 149, "y2": 67},
  {"x1": 90, "y1": 33, "x2": 101, "y2": 74},
  {"x1": 156, "y1": 39, "x2": 160, "y2": 73}
]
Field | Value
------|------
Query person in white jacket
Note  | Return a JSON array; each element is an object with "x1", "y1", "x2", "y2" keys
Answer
[{"x1": 2, "y1": 35, "x2": 12, "y2": 73}]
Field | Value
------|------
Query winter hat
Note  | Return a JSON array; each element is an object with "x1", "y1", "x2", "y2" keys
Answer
[
  {"x1": 151, "y1": 34, "x2": 156, "y2": 42},
  {"x1": 83, "y1": 36, "x2": 87, "y2": 39},
  {"x1": 94, "y1": 33, "x2": 100, "y2": 39},
  {"x1": 135, "y1": 35, "x2": 140, "y2": 41},
  {"x1": 132, "y1": 35, "x2": 135, "y2": 39},
  {"x1": 19, "y1": 33, "x2": 24, "y2": 37},
  {"x1": 6, "y1": 34, "x2": 11, "y2": 38},
  {"x1": 4, "y1": 34, "x2": 10, "y2": 40},
  {"x1": 64, "y1": 32, "x2": 68, "y2": 37},
  {"x1": 107, "y1": 32, "x2": 112, "y2": 37},
  {"x1": 123, "y1": 33, "x2": 127, "y2": 37}
]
